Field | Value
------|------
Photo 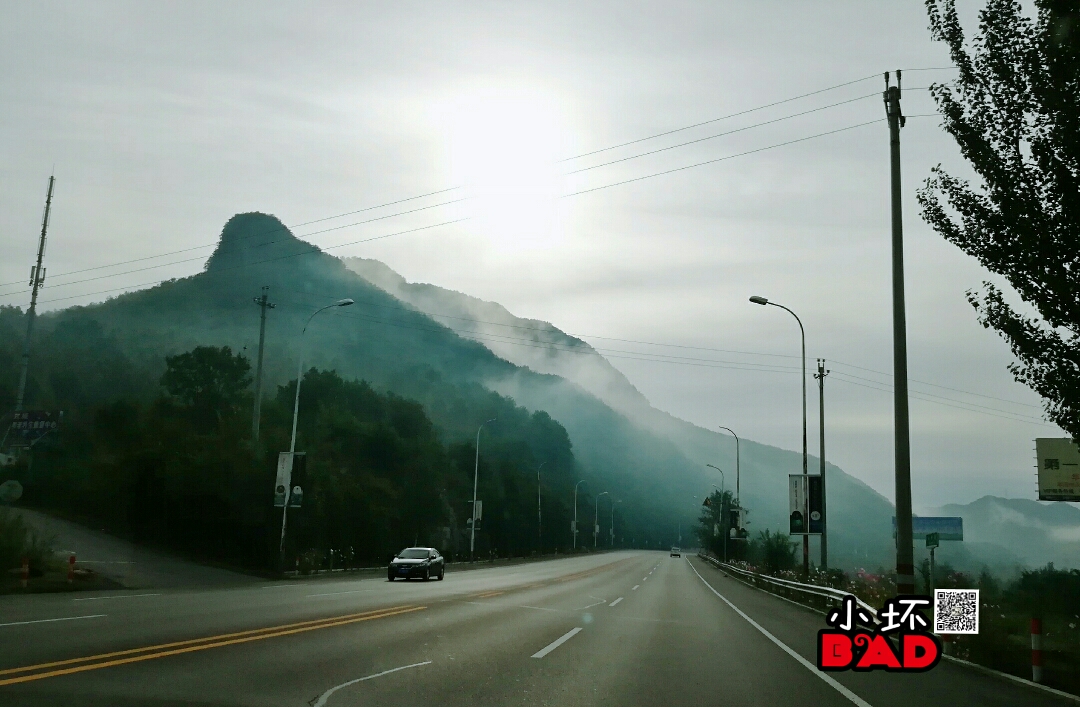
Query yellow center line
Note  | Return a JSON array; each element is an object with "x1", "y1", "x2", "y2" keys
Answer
[
  {"x1": 476, "y1": 591, "x2": 504, "y2": 598},
  {"x1": 0, "y1": 606, "x2": 425, "y2": 687}
]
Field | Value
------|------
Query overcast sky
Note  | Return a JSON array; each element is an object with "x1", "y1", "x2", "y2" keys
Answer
[{"x1": 1, "y1": 1, "x2": 1064, "y2": 509}]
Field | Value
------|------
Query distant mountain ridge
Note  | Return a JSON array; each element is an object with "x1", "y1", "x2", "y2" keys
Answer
[
  {"x1": 929, "y1": 496, "x2": 1080, "y2": 570},
  {"x1": 13, "y1": 213, "x2": 962, "y2": 570},
  {"x1": 342, "y1": 256, "x2": 899, "y2": 568}
]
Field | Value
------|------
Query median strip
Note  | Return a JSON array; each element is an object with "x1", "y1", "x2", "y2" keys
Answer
[{"x1": 0, "y1": 605, "x2": 425, "y2": 687}]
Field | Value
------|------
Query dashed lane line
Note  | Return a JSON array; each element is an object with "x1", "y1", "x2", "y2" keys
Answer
[
  {"x1": 632, "y1": 585, "x2": 640, "y2": 591},
  {"x1": 531, "y1": 628, "x2": 583, "y2": 659},
  {"x1": 609, "y1": 597, "x2": 623, "y2": 607},
  {"x1": 0, "y1": 615, "x2": 106, "y2": 628},
  {"x1": 73, "y1": 594, "x2": 160, "y2": 602}
]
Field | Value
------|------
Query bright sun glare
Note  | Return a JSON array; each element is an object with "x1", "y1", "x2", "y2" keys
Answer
[{"x1": 444, "y1": 87, "x2": 568, "y2": 252}]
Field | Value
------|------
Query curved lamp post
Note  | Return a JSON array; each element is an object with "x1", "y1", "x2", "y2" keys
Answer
[
  {"x1": 717, "y1": 426, "x2": 740, "y2": 505},
  {"x1": 279, "y1": 298, "x2": 354, "y2": 559},
  {"x1": 750, "y1": 295, "x2": 808, "y2": 574},
  {"x1": 594, "y1": 491, "x2": 609, "y2": 548},
  {"x1": 470, "y1": 417, "x2": 497, "y2": 561},
  {"x1": 573, "y1": 479, "x2": 586, "y2": 549}
]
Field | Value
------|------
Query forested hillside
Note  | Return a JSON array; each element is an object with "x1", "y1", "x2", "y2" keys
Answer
[{"x1": 2, "y1": 212, "x2": 900, "y2": 572}]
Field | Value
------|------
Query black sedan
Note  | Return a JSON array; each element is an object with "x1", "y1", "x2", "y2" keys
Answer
[{"x1": 387, "y1": 547, "x2": 445, "y2": 581}]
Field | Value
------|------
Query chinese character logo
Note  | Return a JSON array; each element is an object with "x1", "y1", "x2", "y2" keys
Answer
[{"x1": 817, "y1": 595, "x2": 941, "y2": 672}]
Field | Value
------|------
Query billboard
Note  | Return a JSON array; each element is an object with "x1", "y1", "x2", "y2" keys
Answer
[
  {"x1": 1035, "y1": 438, "x2": 1080, "y2": 502},
  {"x1": 892, "y1": 516, "x2": 963, "y2": 541}
]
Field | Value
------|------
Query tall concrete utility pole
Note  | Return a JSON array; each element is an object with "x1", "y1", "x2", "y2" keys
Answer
[
  {"x1": 15, "y1": 176, "x2": 55, "y2": 414},
  {"x1": 815, "y1": 359, "x2": 830, "y2": 570},
  {"x1": 885, "y1": 70, "x2": 915, "y2": 595},
  {"x1": 251, "y1": 286, "x2": 275, "y2": 441}
]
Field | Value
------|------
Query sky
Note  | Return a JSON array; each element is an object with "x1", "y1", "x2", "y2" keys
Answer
[{"x1": 0, "y1": 1, "x2": 1065, "y2": 509}]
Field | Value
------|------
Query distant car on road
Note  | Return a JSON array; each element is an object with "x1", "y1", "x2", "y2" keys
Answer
[
  {"x1": 670, "y1": 546, "x2": 681, "y2": 557},
  {"x1": 388, "y1": 547, "x2": 445, "y2": 581}
]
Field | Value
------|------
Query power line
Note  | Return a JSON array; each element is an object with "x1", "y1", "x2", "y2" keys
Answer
[
  {"x1": 0, "y1": 198, "x2": 466, "y2": 297},
  {"x1": 0, "y1": 188, "x2": 465, "y2": 290},
  {"x1": 564, "y1": 92, "x2": 880, "y2": 176},
  {"x1": 562, "y1": 119, "x2": 881, "y2": 198},
  {"x1": 20, "y1": 219, "x2": 468, "y2": 306},
  {"x1": 558, "y1": 72, "x2": 883, "y2": 163},
  {"x1": 268, "y1": 285, "x2": 1047, "y2": 423}
]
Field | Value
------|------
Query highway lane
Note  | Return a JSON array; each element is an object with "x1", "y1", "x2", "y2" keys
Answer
[{"x1": 1, "y1": 551, "x2": 1073, "y2": 706}]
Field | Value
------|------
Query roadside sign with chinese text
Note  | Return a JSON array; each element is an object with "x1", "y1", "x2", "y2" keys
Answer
[
  {"x1": 6, "y1": 411, "x2": 61, "y2": 447},
  {"x1": 1035, "y1": 438, "x2": 1080, "y2": 502}
]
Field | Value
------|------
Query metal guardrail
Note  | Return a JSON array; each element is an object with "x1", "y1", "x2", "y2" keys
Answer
[{"x1": 697, "y1": 552, "x2": 881, "y2": 625}]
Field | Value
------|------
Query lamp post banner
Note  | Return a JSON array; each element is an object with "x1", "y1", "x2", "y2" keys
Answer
[
  {"x1": 789, "y1": 474, "x2": 808, "y2": 535},
  {"x1": 274, "y1": 452, "x2": 293, "y2": 508}
]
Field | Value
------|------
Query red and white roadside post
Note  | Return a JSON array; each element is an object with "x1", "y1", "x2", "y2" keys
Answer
[
  {"x1": 21, "y1": 557, "x2": 29, "y2": 589},
  {"x1": 67, "y1": 554, "x2": 76, "y2": 584},
  {"x1": 1031, "y1": 618, "x2": 1044, "y2": 683}
]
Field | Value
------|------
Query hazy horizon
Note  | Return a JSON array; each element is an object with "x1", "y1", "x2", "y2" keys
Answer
[{"x1": 1, "y1": 1, "x2": 1065, "y2": 509}]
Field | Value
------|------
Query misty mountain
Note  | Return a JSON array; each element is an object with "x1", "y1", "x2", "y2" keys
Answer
[
  {"x1": 924, "y1": 496, "x2": 1080, "y2": 573},
  {"x1": 342, "y1": 256, "x2": 899, "y2": 569},
  {"x1": 8, "y1": 213, "x2": 907, "y2": 567}
]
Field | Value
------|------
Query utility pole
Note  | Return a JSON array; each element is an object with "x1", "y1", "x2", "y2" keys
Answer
[
  {"x1": 815, "y1": 359, "x2": 830, "y2": 570},
  {"x1": 15, "y1": 176, "x2": 55, "y2": 415},
  {"x1": 885, "y1": 70, "x2": 915, "y2": 595},
  {"x1": 251, "y1": 286, "x2": 275, "y2": 442}
]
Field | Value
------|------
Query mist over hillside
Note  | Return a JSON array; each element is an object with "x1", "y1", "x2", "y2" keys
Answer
[
  {"x1": 343, "y1": 256, "x2": 900, "y2": 569},
  {"x1": 15, "y1": 213, "x2": 1065, "y2": 573}
]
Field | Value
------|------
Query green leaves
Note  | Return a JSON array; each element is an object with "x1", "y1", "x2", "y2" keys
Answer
[{"x1": 920, "y1": 0, "x2": 1080, "y2": 437}]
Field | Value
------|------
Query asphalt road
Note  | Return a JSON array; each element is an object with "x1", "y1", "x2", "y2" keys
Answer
[{"x1": 0, "y1": 551, "x2": 1071, "y2": 707}]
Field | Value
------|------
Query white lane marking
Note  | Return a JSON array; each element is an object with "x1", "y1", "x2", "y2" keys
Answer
[
  {"x1": 643, "y1": 577, "x2": 648, "y2": 581},
  {"x1": 0, "y1": 614, "x2": 105, "y2": 628},
  {"x1": 686, "y1": 559, "x2": 873, "y2": 707},
  {"x1": 609, "y1": 597, "x2": 623, "y2": 607},
  {"x1": 531, "y1": 627, "x2": 583, "y2": 658},
  {"x1": 632, "y1": 585, "x2": 640, "y2": 591},
  {"x1": 261, "y1": 583, "x2": 303, "y2": 589},
  {"x1": 312, "y1": 661, "x2": 432, "y2": 707},
  {"x1": 308, "y1": 589, "x2": 378, "y2": 598},
  {"x1": 573, "y1": 600, "x2": 606, "y2": 610},
  {"x1": 73, "y1": 593, "x2": 160, "y2": 602}
]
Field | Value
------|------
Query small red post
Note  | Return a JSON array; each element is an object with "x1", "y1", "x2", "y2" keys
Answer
[
  {"x1": 67, "y1": 554, "x2": 76, "y2": 584},
  {"x1": 21, "y1": 557, "x2": 29, "y2": 589},
  {"x1": 1031, "y1": 618, "x2": 1043, "y2": 683}
]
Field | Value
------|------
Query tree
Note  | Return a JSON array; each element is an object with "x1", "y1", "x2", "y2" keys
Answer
[
  {"x1": 161, "y1": 346, "x2": 251, "y2": 429},
  {"x1": 754, "y1": 529, "x2": 798, "y2": 574},
  {"x1": 918, "y1": 0, "x2": 1080, "y2": 436}
]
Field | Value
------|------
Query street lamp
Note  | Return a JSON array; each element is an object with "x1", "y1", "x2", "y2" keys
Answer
[
  {"x1": 594, "y1": 491, "x2": 609, "y2": 549},
  {"x1": 573, "y1": 479, "x2": 586, "y2": 550},
  {"x1": 705, "y1": 464, "x2": 725, "y2": 496},
  {"x1": 470, "y1": 417, "x2": 497, "y2": 562},
  {"x1": 750, "y1": 294, "x2": 809, "y2": 574},
  {"x1": 610, "y1": 498, "x2": 621, "y2": 547},
  {"x1": 279, "y1": 298, "x2": 354, "y2": 559},
  {"x1": 717, "y1": 426, "x2": 740, "y2": 505},
  {"x1": 537, "y1": 461, "x2": 546, "y2": 554}
]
